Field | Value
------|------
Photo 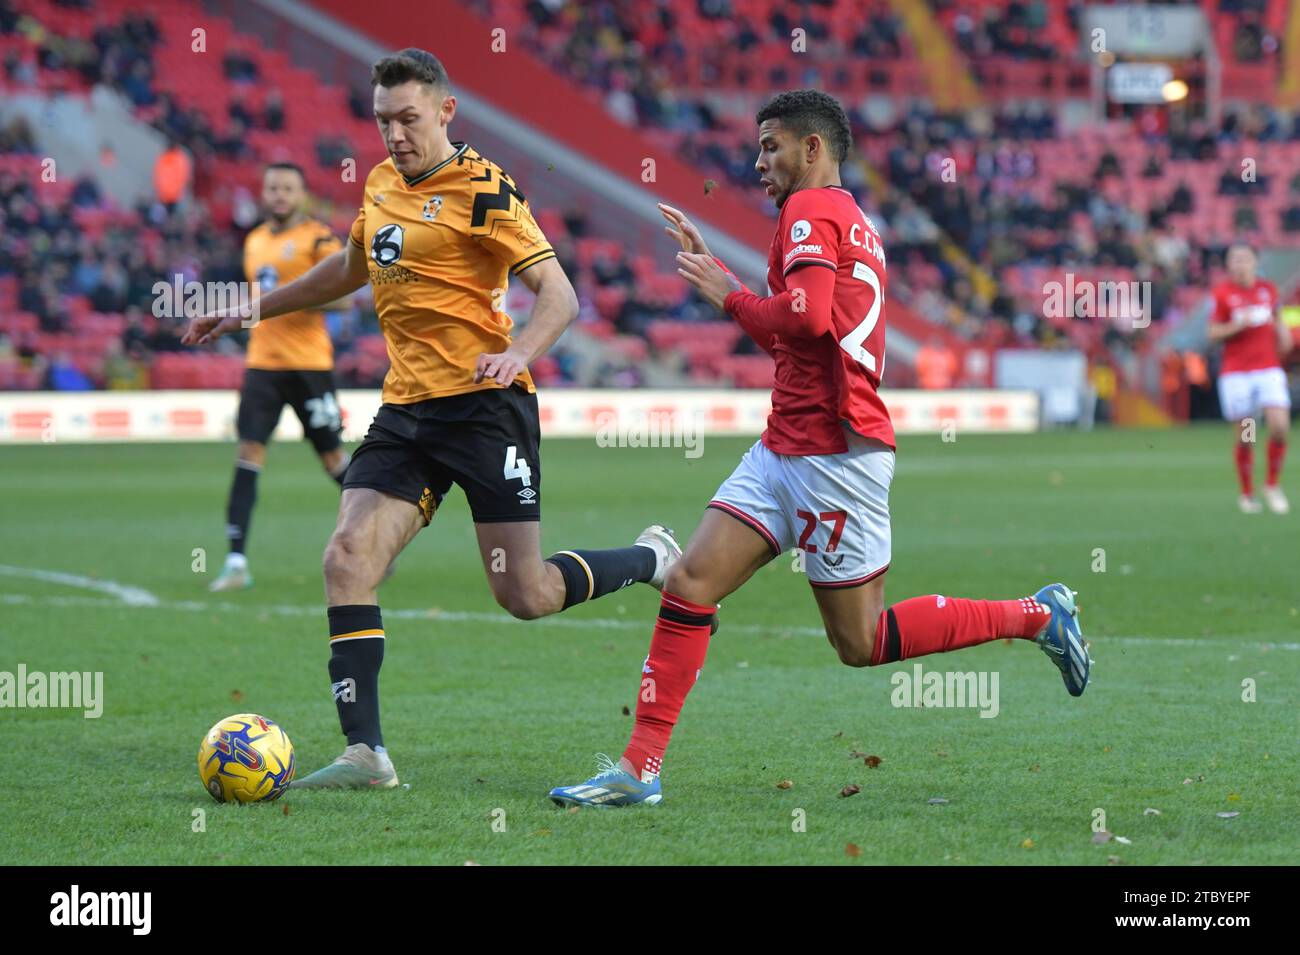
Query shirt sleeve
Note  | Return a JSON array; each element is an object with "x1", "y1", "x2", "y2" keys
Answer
[
  {"x1": 313, "y1": 228, "x2": 343, "y2": 263},
  {"x1": 724, "y1": 261, "x2": 836, "y2": 340},
  {"x1": 777, "y1": 190, "x2": 842, "y2": 277},
  {"x1": 348, "y1": 205, "x2": 366, "y2": 250},
  {"x1": 469, "y1": 170, "x2": 556, "y2": 275}
]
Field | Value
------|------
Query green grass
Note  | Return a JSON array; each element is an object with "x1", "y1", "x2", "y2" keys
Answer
[{"x1": 0, "y1": 426, "x2": 1296, "y2": 865}]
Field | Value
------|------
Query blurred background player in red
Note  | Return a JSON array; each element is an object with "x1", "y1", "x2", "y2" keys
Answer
[{"x1": 1207, "y1": 242, "x2": 1292, "y2": 514}]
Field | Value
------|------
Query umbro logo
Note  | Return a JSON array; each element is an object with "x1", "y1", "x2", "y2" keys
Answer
[{"x1": 517, "y1": 487, "x2": 537, "y2": 503}]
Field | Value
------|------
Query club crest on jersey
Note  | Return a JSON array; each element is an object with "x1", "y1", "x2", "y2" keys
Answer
[
  {"x1": 790, "y1": 219, "x2": 812, "y2": 243},
  {"x1": 422, "y1": 196, "x2": 443, "y2": 222},
  {"x1": 280, "y1": 241, "x2": 294, "y2": 259},
  {"x1": 256, "y1": 265, "x2": 278, "y2": 291},
  {"x1": 371, "y1": 223, "x2": 404, "y2": 267}
]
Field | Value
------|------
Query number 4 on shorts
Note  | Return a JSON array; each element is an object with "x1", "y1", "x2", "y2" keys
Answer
[{"x1": 504, "y1": 445, "x2": 532, "y2": 487}]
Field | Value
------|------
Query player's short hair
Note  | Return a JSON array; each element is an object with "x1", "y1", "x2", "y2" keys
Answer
[
  {"x1": 371, "y1": 48, "x2": 450, "y2": 92},
  {"x1": 756, "y1": 89, "x2": 853, "y2": 164},
  {"x1": 1226, "y1": 239, "x2": 1257, "y2": 258},
  {"x1": 264, "y1": 161, "x2": 306, "y2": 186}
]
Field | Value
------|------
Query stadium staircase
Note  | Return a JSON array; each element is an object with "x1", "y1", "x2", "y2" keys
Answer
[{"x1": 886, "y1": 0, "x2": 982, "y2": 112}]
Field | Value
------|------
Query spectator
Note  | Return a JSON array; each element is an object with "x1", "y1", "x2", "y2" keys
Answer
[
  {"x1": 915, "y1": 337, "x2": 958, "y2": 390},
  {"x1": 153, "y1": 138, "x2": 192, "y2": 213}
]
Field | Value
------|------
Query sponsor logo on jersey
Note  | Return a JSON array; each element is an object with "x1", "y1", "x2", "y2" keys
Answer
[
  {"x1": 784, "y1": 243, "x2": 824, "y2": 262},
  {"x1": 421, "y1": 196, "x2": 443, "y2": 222},
  {"x1": 790, "y1": 219, "x2": 812, "y2": 243},
  {"x1": 371, "y1": 223, "x2": 404, "y2": 267}
]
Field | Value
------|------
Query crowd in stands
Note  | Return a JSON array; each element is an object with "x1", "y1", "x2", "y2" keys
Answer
[{"x1": 2, "y1": 0, "x2": 1296, "y2": 399}]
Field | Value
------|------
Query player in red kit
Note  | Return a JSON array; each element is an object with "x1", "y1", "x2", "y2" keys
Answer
[
  {"x1": 1208, "y1": 242, "x2": 1292, "y2": 514},
  {"x1": 548, "y1": 90, "x2": 1092, "y2": 807}
]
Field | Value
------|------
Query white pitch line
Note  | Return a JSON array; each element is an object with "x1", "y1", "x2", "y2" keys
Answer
[
  {"x1": 0, "y1": 565, "x2": 160, "y2": 606},
  {"x1": 1, "y1": 592, "x2": 1298, "y2": 651}
]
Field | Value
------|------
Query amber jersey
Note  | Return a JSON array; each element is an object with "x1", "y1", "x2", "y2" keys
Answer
[
  {"x1": 348, "y1": 143, "x2": 556, "y2": 404},
  {"x1": 243, "y1": 217, "x2": 342, "y2": 370}
]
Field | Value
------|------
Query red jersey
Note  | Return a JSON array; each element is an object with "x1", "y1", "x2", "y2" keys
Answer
[
  {"x1": 1212, "y1": 279, "x2": 1280, "y2": 374},
  {"x1": 753, "y1": 186, "x2": 894, "y2": 455}
]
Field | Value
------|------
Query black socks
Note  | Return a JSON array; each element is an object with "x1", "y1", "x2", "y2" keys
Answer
[
  {"x1": 546, "y1": 546, "x2": 657, "y2": 611},
  {"x1": 326, "y1": 604, "x2": 385, "y2": 749},
  {"x1": 225, "y1": 461, "x2": 260, "y2": 555}
]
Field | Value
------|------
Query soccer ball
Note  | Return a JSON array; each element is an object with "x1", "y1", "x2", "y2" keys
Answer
[{"x1": 197, "y1": 713, "x2": 295, "y2": 803}]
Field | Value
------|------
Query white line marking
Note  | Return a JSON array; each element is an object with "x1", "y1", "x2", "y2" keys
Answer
[
  {"x1": 0, "y1": 565, "x2": 160, "y2": 606},
  {"x1": 1, "y1": 592, "x2": 1297, "y2": 651}
]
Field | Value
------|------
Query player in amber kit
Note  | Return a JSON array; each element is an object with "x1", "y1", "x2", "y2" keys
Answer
[
  {"x1": 183, "y1": 49, "x2": 679, "y2": 789},
  {"x1": 550, "y1": 90, "x2": 1092, "y2": 807},
  {"x1": 1207, "y1": 242, "x2": 1292, "y2": 514},
  {"x1": 210, "y1": 163, "x2": 352, "y2": 592}
]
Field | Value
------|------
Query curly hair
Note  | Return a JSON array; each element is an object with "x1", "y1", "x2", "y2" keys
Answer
[{"x1": 755, "y1": 89, "x2": 853, "y2": 164}]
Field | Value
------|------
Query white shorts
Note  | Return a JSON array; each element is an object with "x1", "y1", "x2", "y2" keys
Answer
[
  {"x1": 709, "y1": 431, "x2": 894, "y2": 588},
  {"x1": 1218, "y1": 368, "x2": 1291, "y2": 421}
]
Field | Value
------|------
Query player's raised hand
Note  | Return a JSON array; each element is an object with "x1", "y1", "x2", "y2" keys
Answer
[
  {"x1": 475, "y1": 346, "x2": 529, "y2": 386},
  {"x1": 676, "y1": 251, "x2": 740, "y2": 311},
  {"x1": 658, "y1": 203, "x2": 713, "y2": 258},
  {"x1": 180, "y1": 310, "x2": 247, "y2": 346}
]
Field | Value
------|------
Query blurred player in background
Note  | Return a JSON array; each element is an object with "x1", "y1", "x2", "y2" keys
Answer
[
  {"x1": 210, "y1": 162, "x2": 352, "y2": 592},
  {"x1": 1207, "y1": 242, "x2": 1292, "y2": 515},
  {"x1": 550, "y1": 90, "x2": 1092, "y2": 808},
  {"x1": 184, "y1": 49, "x2": 679, "y2": 788}
]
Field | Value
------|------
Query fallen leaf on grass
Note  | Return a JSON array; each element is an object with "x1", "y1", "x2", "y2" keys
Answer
[
  {"x1": 1216, "y1": 811, "x2": 1240, "y2": 819},
  {"x1": 927, "y1": 797, "x2": 949, "y2": 805},
  {"x1": 1143, "y1": 808, "x2": 1161, "y2": 816},
  {"x1": 845, "y1": 843, "x2": 862, "y2": 858},
  {"x1": 567, "y1": 806, "x2": 581, "y2": 815},
  {"x1": 281, "y1": 803, "x2": 290, "y2": 816},
  {"x1": 849, "y1": 750, "x2": 867, "y2": 759},
  {"x1": 776, "y1": 779, "x2": 793, "y2": 790},
  {"x1": 1114, "y1": 835, "x2": 1132, "y2": 845},
  {"x1": 1227, "y1": 793, "x2": 1241, "y2": 802},
  {"x1": 1106, "y1": 855, "x2": 1123, "y2": 866},
  {"x1": 230, "y1": 689, "x2": 243, "y2": 702},
  {"x1": 831, "y1": 730, "x2": 843, "y2": 739},
  {"x1": 1092, "y1": 831, "x2": 1113, "y2": 844},
  {"x1": 531, "y1": 828, "x2": 553, "y2": 837},
  {"x1": 840, "y1": 784, "x2": 861, "y2": 798},
  {"x1": 865, "y1": 755, "x2": 882, "y2": 769},
  {"x1": 1021, "y1": 838, "x2": 1035, "y2": 849},
  {"x1": 621, "y1": 705, "x2": 630, "y2": 716},
  {"x1": 1029, "y1": 764, "x2": 1041, "y2": 773}
]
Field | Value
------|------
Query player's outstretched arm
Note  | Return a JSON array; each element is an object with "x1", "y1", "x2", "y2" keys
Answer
[
  {"x1": 181, "y1": 243, "x2": 369, "y2": 345},
  {"x1": 658, "y1": 203, "x2": 714, "y2": 258},
  {"x1": 474, "y1": 257, "x2": 578, "y2": 386}
]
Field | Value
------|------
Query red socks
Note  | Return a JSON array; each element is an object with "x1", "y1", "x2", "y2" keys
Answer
[
  {"x1": 620, "y1": 592, "x2": 1053, "y2": 778},
  {"x1": 1236, "y1": 442, "x2": 1254, "y2": 496},
  {"x1": 870, "y1": 595, "x2": 1050, "y2": 666},
  {"x1": 1266, "y1": 437, "x2": 1286, "y2": 488},
  {"x1": 623, "y1": 592, "x2": 714, "y2": 780}
]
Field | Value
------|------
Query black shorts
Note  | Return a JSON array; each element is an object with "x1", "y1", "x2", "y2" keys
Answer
[
  {"x1": 237, "y1": 369, "x2": 344, "y2": 453},
  {"x1": 343, "y1": 385, "x2": 541, "y2": 525}
]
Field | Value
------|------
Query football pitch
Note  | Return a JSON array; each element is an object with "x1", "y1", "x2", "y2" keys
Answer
[{"x1": 1, "y1": 426, "x2": 1295, "y2": 866}]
